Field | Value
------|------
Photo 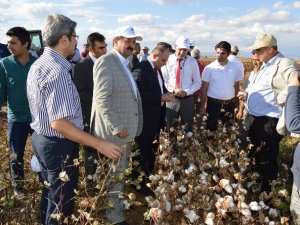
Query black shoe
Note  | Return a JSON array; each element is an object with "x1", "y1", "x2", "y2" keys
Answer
[{"x1": 115, "y1": 221, "x2": 129, "y2": 225}]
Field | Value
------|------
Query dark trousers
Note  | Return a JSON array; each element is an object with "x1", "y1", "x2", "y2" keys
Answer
[
  {"x1": 206, "y1": 97, "x2": 235, "y2": 131},
  {"x1": 7, "y1": 121, "x2": 32, "y2": 190},
  {"x1": 134, "y1": 133, "x2": 158, "y2": 179},
  {"x1": 248, "y1": 115, "x2": 283, "y2": 192},
  {"x1": 166, "y1": 96, "x2": 194, "y2": 132},
  {"x1": 83, "y1": 125, "x2": 98, "y2": 188},
  {"x1": 32, "y1": 132, "x2": 79, "y2": 225}
]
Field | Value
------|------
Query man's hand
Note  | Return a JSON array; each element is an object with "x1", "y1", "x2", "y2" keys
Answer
[
  {"x1": 161, "y1": 92, "x2": 174, "y2": 102},
  {"x1": 117, "y1": 128, "x2": 129, "y2": 139},
  {"x1": 235, "y1": 110, "x2": 244, "y2": 121},
  {"x1": 173, "y1": 88, "x2": 187, "y2": 98},
  {"x1": 95, "y1": 139, "x2": 123, "y2": 161},
  {"x1": 237, "y1": 91, "x2": 248, "y2": 102}
]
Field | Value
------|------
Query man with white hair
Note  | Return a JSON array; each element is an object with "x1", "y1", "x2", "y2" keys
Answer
[
  {"x1": 161, "y1": 36, "x2": 201, "y2": 132},
  {"x1": 90, "y1": 26, "x2": 143, "y2": 225}
]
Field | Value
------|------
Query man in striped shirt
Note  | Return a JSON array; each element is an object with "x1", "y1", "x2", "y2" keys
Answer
[{"x1": 27, "y1": 14, "x2": 122, "y2": 225}]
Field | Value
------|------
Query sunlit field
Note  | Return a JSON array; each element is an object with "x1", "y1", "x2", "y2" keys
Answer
[{"x1": 0, "y1": 58, "x2": 299, "y2": 224}]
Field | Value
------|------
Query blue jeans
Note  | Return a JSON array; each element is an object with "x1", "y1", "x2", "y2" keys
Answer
[
  {"x1": 7, "y1": 121, "x2": 32, "y2": 190},
  {"x1": 32, "y1": 132, "x2": 79, "y2": 225}
]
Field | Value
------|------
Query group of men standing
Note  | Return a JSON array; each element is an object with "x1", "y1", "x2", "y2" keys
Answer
[{"x1": 1, "y1": 13, "x2": 300, "y2": 225}]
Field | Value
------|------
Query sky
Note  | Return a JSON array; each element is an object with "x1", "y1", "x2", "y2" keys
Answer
[{"x1": 0, "y1": 0, "x2": 300, "y2": 59}]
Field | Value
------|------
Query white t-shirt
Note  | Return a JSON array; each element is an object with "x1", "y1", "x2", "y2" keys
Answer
[{"x1": 202, "y1": 60, "x2": 242, "y2": 100}]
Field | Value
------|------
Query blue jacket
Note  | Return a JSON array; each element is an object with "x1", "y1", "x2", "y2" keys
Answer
[{"x1": 286, "y1": 86, "x2": 300, "y2": 188}]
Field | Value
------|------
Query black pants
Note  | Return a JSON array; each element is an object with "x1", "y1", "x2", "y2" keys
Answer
[
  {"x1": 206, "y1": 97, "x2": 235, "y2": 131},
  {"x1": 248, "y1": 115, "x2": 283, "y2": 192},
  {"x1": 134, "y1": 133, "x2": 158, "y2": 182}
]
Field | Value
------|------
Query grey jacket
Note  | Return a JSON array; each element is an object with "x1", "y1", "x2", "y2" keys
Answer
[{"x1": 90, "y1": 50, "x2": 143, "y2": 146}]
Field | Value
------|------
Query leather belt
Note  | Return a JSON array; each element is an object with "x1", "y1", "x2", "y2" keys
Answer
[
  {"x1": 175, "y1": 95, "x2": 193, "y2": 99},
  {"x1": 208, "y1": 96, "x2": 235, "y2": 105}
]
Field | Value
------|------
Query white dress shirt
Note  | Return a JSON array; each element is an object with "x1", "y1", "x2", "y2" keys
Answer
[
  {"x1": 161, "y1": 54, "x2": 201, "y2": 96},
  {"x1": 113, "y1": 49, "x2": 138, "y2": 97},
  {"x1": 246, "y1": 54, "x2": 283, "y2": 118}
]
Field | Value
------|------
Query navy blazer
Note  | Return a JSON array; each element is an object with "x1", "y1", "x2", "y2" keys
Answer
[
  {"x1": 73, "y1": 55, "x2": 94, "y2": 127},
  {"x1": 132, "y1": 60, "x2": 168, "y2": 135}
]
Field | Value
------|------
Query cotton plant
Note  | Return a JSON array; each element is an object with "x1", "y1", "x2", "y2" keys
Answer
[{"x1": 145, "y1": 118, "x2": 292, "y2": 224}]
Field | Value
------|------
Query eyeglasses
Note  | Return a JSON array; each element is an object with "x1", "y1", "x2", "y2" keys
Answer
[
  {"x1": 252, "y1": 47, "x2": 268, "y2": 55},
  {"x1": 69, "y1": 34, "x2": 79, "y2": 41}
]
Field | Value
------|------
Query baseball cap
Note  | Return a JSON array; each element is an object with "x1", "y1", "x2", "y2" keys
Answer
[
  {"x1": 113, "y1": 26, "x2": 143, "y2": 41},
  {"x1": 231, "y1": 45, "x2": 239, "y2": 53},
  {"x1": 175, "y1": 36, "x2": 190, "y2": 49},
  {"x1": 249, "y1": 33, "x2": 277, "y2": 50}
]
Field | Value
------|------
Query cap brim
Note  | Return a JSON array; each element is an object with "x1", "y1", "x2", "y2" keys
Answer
[
  {"x1": 125, "y1": 35, "x2": 143, "y2": 41},
  {"x1": 248, "y1": 43, "x2": 267, "y2": 50}
]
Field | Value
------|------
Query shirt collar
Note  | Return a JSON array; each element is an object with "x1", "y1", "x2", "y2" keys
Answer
[
  {"x1": 113, "y1": 48, "x2": 130, "y2": 67},
  {"x1": 147, "y1": 56, "x2": 155, "y2": 69},
  {"x1": 88, "y1": 52, "x2": 97, "y2": 62},
  {"x1": 44, "y1": 47, "x2": 72, "y2": 71},
  {"x1": 264, "y1": 52, "x2": 284, "y2": 67}
]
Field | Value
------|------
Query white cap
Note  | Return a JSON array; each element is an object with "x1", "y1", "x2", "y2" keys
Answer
[
  {"x1": 175, "y1": 36, "x2": 190, "y2": 49},
  {"x1": 113, "y1": 26, "x2": 143, "y2": 41}
]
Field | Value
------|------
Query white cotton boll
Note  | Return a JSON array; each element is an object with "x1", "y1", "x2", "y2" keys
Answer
[
  {"x1": 187, "y1": 132, "x2": 193, "y2": 137},
  {"x1": 219, "y1": 179, "x2": 233, "y2": 193},
  {"x1": 149, "y1": 208, "x2": 162, "y2": 221},
  {"x1": 163, "y1": 172, "x2": 174, "y2": 181},
  {"x1": 264, "y1": 216, "x2": 270, "y2": 222},
  {"x1": 237, "y1": 195, "x2": 245, "y2": 202},
  {"x1": 59, "y1": 171, "x2": 70, "y2": 182},
  {"x1": 240, "y1": 202, "x2": 251, "y2": 217},
  {"x1": 278, "y1": 189, "x2": 288, "y2": 197},
  {"x1": 269, "y1": 222, "x2": 275, "y2": 225},
  {"x1": 123, "y1": 200, "x2": 130, "y2": 209},
  {"x1": 219, "y1": 157, "x2": 229, "y2": 168},
  {"x1": 205, "y1": 212, "x2": 215, "y2": 225},
  {"x1": 249, "y1": 201, "x2": 261, "y2": 211},
  {"x1": 212, "y1": 174, "x2": 219, "y2": 182},
  {"x1": 206, "y1": 196, "x2": 210, "y2": 202},
  {"x1": 232, "y1": 183, "x2": 238, "y2": 189},
  {"x1": 268, "y1": 208, "x2": 279, "y2": 218},
  {"x1": 175, "y1": 204, "x2": 183, "y2": 210},
  {"x1": 185, "y1": 164, "x2": 196, "y2": 174},
  {"x1": 179, "y1": 186, "x2": 187, "y2": 193},
  {"x1": 184, "y1": 209, "x2": 199, "y2": 223},
  {"x1": 165, "y1": 200, "x2": 171, "y2": 212},
  {"x1": 215, "y1": 197, "x2": 223, "y2": 209},
  {"x1": 224, "y1": 195, "x2": 235, "y2": 208}
]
